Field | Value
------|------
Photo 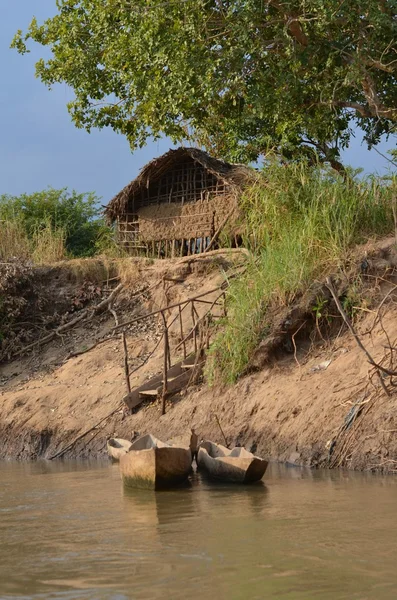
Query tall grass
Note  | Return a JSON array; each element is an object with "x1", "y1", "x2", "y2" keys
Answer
[
  {"x1": 0, "y1": 218, "x2": 67, "y2": 263},
  {"x1": 0, "y1": 220, "x2": 31, "y2": 260},
  {"x1": 207, "y1": 164, "x2": 395, "y2": 385}
]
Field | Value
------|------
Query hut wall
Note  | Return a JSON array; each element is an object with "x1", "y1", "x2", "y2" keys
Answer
[{"x1": 136, "y1": 194, "x2": 239, "y2": 242}]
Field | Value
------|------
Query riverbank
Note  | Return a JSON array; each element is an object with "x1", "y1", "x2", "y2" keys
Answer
[{"x1": 1, "y1": 238, "x2": 397, "y2": 471}]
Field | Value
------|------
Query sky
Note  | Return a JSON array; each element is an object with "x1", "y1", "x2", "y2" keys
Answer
[{"x1": 0, "y1": 1, "x2": 395, "y2": 205}]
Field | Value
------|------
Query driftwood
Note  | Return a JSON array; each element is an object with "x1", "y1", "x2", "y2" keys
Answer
[{"x1": 13, "y1": 284, "x2": 124, "y2": 358}]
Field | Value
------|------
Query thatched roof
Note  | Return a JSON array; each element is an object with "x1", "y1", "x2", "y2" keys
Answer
[{"x1": 105, "y1": 147, "x2": 255, "y2": 222}]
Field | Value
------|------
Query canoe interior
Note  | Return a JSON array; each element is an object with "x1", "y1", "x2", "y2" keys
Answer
[
  {"x1": 197, "y1": 440, "x2": 268, "y2": 484},
  {"x1": 119, "y1": 434, "x2": 193, "y2": 490},
  {"x1": 107, "y1": 437, "x2": 133, "y2": 461}
]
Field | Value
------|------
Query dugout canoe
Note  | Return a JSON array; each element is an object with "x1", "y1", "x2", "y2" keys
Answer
[
  {"x1": 107, "y1": 438, "x2": 133, "y2": 461},
  {"x1": 197, "y1": 440, "x2": 268, "y2": 483},
  {"x1": 119, "y1": 434, "x2": 193, "y2": 490}
]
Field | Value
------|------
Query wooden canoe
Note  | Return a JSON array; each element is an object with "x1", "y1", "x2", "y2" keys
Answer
[
  {"x1": 119, "y1": 434, "x2": 193, "y2": 490},
  {"x1": 197, "y1": 441, "x2": 268, "y2": 483},
  {"x1": 107, "y1": 438, "x2": 133, "y2": 462}
]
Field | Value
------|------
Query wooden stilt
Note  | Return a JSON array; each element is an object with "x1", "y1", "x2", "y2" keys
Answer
[
  {"x1": 179, "y1": 305, "x2": 187, "y2": 359},
  {"x1": 160, "y1": 311, "x2": 168, "y2": 415},
  {"x1": 191, "y1": 301, "x2": 197, "y2": 354},
  {"x1": 122, "y1": 333, "x2": 131, "y2": 395}
]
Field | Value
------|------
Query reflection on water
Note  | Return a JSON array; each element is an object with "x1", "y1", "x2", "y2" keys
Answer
[{"x1": 1, "y1": 461, "x2": 397, "y2": 599}]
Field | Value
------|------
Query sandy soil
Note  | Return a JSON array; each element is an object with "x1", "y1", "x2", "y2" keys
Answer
[{"x1": 1, "y1": 244, "x2": 397, "y2": 472}]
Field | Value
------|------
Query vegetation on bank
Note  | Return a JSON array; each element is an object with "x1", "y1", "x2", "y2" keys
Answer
[
  {"x1": 0, "y1": 188, "x2": 119, "y2": 262},
  {"x1": 2, "y1": 167, "x2": 396, "y2": 386},
  {"x1": 206, "y1": 163, "x2": 396, "y2": 385}
]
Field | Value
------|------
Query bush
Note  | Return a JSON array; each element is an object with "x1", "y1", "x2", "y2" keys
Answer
[
  {"x1": 206, "y1": 163, "x2": 396, "y2": 385},
  {"x1": 0, "y1": 188, "x2": 107, "y2": 258}
]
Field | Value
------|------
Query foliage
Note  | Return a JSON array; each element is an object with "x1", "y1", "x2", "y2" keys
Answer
[
  {"x1": 0, "y1": 188, "x2": 106, "y2": 257},
  {"x1": 12, "y1": 1, "x2": 397, "y2": 166},
  {"x1": 206, "y1": 164, "x2": 396, "y2": 385}
]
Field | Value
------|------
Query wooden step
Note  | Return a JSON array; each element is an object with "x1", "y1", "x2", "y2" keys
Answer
[{"x1": 139, "y1": 389, "x2": 159, "y2": 398}]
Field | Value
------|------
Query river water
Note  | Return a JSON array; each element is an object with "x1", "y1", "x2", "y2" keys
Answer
[{"x1": 1, "y1": 461, "x2": 397, "y2": 600}]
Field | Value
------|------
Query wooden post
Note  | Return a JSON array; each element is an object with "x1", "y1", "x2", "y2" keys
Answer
[
  {"x1": 122, "y1": 333, "x2": 131, "y2": 395},
  {"x1": 160, "y1": 311, "x2": 168, "y2": 415},
  {"x1": 191, "y1": 301, "x2": 197, "y2": 354},
  {"x1": 179, "y1": 304, "x2": 187, "y2": 359},
  {"x1": 171, "y1": 239, "x2": 176, "y2": 258},
  {"x1": 180, "y1": 238, "x2": 185, "y2": 257}
]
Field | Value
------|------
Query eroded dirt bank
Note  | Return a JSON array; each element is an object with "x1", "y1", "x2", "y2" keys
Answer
[{"x1": 2, "y1": 241, "x2": 397, "y2": 472}]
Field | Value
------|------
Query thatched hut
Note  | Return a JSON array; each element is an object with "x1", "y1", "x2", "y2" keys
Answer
[{"x1": 104, "y1": 147, "x2": 254, "y2": 257}]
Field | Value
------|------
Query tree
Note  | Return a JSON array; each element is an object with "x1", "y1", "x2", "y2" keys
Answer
[
  {"x1": 12, "y1": 1, "x2": 397, "y2": 167},
  {"x1": 0, "y1": 189, "x2": 104, "y2": 257}
]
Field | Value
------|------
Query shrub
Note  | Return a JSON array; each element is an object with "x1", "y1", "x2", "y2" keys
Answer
[{"x1": 0, "y1": 188, "x2": 106, "y2": 258}]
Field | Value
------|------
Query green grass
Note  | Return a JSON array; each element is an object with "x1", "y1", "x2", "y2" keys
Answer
[{"x1": 206, "y1": 163, "x2": 396, "y2": 385}]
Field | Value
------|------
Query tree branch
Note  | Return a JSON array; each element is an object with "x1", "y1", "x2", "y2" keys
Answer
[
  {"x1": 269, "y1": 1, "x2": 309, "y2": 47},
  {"x1": 364, "y1": 57, "x2": 397, "y2": 74},
  {"x1": 361, "y1": 73, "x2": 397, "y2": 120}
]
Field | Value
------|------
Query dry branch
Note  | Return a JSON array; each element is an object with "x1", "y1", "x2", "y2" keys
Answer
[
  {"x1": 178, "y1": 247, "x2": 251, "y2": 263},
  {"x1": 204, "y1": 207, "x2": 235, "y2": 253},
  {"x1": 47, "y1": 403, "x2": 123, "y2": 460},
  {"x1": 326, "y1": 277, "x2": 391, "y2": 396},
  {"x1": 13, "y1": 283, "x2": 124, "y2": 359}
]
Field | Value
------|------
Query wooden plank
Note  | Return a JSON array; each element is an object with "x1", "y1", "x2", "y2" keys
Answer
[{"x1": 139, "y1": 390, "x2": 159, "y2": 397}]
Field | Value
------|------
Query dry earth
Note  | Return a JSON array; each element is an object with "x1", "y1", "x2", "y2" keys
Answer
[{"x1": 2, "y1": 242, "x2": 397, "y2": 472}]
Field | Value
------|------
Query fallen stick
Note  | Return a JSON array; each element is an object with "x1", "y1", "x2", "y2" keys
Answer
[
  {"x1": 204, "y1": 208, "x2": 235, "y2": 253},
  {"x1": 213, "y1": 412, "x2": 229, "y2": 448},
  {"x1": 326, "y1": 277, "x2": 391, "y2": 397},
  {"x1": 47, "y1": 403, "x2": 123, "y2": 460}
]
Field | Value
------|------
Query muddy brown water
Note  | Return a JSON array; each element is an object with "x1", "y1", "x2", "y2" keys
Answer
[{"x1": 1, "y1": 462, "x2": 397, "y2": 600}]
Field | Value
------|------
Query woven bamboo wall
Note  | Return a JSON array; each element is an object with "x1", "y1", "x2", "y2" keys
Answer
[{"x1": 135, "y1": 158, "x2": 229, "y2": 207}]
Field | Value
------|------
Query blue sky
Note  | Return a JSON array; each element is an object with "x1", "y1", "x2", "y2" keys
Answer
[{"x1": 0, "y1": 1, "x2": 395, "y2": 205}]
